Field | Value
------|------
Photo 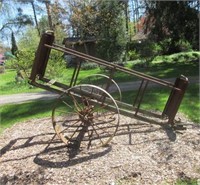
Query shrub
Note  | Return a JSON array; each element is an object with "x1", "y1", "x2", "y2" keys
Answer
[
  {"x1": 136, "y1": 40, "x2": 162, "y2": 66},
  {"x1": 175, "y1": 39, "x2": 192, "y2": 52},
  {"x1": 81, "y1": 62, "x2": 98, "y2": 70},
  {"x1": 158, "y1": 39, "x2": 171, "y2": 55},
  {"x1": 128, "y1": 50, "x2": 140, "y2": 60},
  {"x1": 0, "y1": 66, "x2": 5, "y2": 74},
  {"x1": 45, "y1": 50, "x2": 66, "y2": 78}
]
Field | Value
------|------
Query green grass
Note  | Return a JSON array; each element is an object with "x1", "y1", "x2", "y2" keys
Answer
[
  {"x1": 1, "y1": 51, "x2": 199, "y2": 95},
  {"x1": 175, "y1": 178, "x2": 199, "y2": 185},
  {"x1": 121, "y1": 84, "x2": 199, "y2": 123},
  {"x1": 125, "y1": 51, "x2": 199, "y2": 80},
  {"x1": 0, "y1": 83, "x2": 199, "y2": 134},
  {"x1": 153, "y1": 51, "x2": 200, "y2": 64},
  {"x1": 0, "y1": 68, "x2": 103, "y2": 95},
  {"x1": 0, "y1": 100, "x2": 55, "y2": 133},
  {"x1": 0, "y1": 69, "x2": 42, "y2": 95}
]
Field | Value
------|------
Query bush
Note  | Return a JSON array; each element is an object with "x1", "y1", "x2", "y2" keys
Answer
[
  {"x1": 131, "y1": 40, "x2": 162, "y2": 66},
  {"x1": 0, "y1": 66, "x2": 5, "y2": 74},
  {"x1": 175, "y1": 39, "x2": 192, "y2": 52},
  {"x1": 46, "y1": 50, "x2": 66, "y2": 78},
  {"x1": 159, "y1": 38, "x2": 193, "y2": 54},
  {"x1": 81, "y1": 62, "x2": 98, "y2": 70},
  {"x1": 158, "y1": 39, "x2": 171, "y2": 55},
  {"x1": 128, "y1": 50, "x2": 140, "y2": 60}
]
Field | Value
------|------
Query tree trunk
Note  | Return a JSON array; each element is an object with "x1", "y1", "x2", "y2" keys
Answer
[
  {"x1": 44, "y1": 0, "x2": 53, "y2": 30},
  {"x1": 31, "y1": 1, "x2": 40, "y2": 36}
]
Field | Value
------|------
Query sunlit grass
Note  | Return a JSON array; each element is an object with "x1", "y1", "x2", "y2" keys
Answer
[
  {"x1": 0, "y1": 100, "x2": 55, "y2": 133},
  {"x1": 121, "y1": 84, "x2": 199, "y2": 123},
  {"x1": 0, "y1": 69, "x2": 41, "y2": 95},
  {"x1": 1, "y1": 51, "x2": 199, "y2": 95},
  {"x1": 0, "y1": 84, "x2": 199, "y2": 134}
]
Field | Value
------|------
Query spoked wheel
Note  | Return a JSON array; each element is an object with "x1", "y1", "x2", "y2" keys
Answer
[
  {"x1": 78, "y1": 74, "x2": 122, "y2": 101},
  {"x1": 52, "y1": 84, "x2": 120, "y2": 149}
]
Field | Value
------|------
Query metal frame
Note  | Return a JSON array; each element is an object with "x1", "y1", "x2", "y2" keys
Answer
[{"x1": 29, "y1": 31, "x2": 189, "y2": 127}]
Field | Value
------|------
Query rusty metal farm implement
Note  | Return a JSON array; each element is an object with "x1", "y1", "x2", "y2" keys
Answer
[{"x1": 29, "y1": 31, "x2": 188, "y2": 149}]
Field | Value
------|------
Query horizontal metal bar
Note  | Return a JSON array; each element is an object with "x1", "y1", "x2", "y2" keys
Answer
[{"x1": 45, "y1": 44, "x2": 181, "y2": 91}]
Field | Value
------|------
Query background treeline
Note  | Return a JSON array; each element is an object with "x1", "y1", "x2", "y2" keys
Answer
[{"x1": 0, "y1": 0, "x2": 199, "y2": 75}]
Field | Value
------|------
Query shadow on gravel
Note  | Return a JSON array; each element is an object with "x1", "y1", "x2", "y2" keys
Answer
[
  {"x1": 0, "y1": 119, "x2": 179, "y2": 169},
  {"x1": 34, "y1": 145, "x2": 112, "y2": 168}
]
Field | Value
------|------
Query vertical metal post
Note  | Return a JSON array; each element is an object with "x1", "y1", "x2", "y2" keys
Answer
[
  {"x1": 163, "y1": 76, "x2": 189, "y2": 125},
  {"x1": 30, "y1": 31, "x2": 54, "y2": 81}
]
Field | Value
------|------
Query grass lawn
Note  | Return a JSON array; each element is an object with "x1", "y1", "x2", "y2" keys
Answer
[
  {"x1": 121, "y1": 83, "x2": 199, "y2": 123},
  {"x1": 0, "y1": 51, "x2": 199, "y2": 133},
  {"x1": 0, "y1": 83, "x2": 199, "y2": 134},
  {"x1": 1, "y1": 51, "x2": 199, "y2": 95},
  {"x1": 0, "y1": 69, "x2": 42, "y2": 95},
  {"x1": 0, "y1": 100, "x2": 55, "y2": 133}
]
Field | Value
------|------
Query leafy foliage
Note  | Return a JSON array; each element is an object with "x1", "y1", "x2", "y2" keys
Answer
[
  {"x1": 144, "y1": 1, "x2": 199, "y2": 53},
  {"x1": 6, "y1": 28, "x2": 65, "y2": 80},
  {"x1": 68, "y1": 0, "x2": 128, "y2": 62},
  {"x1": 45, "y1": 50, "x2": 66, "y2": 78},
  {"x1": 96, "y1": 0, "x2": 127, "y2": 62},
  {"x1": 129, "y1": 39, "x2": 162, "y2": 66},
  {"x1": 11, "y1": 31, "x2": 18, "y2": 55},
  {"x1": 69, "y1": 0, "x2": 99, "y2": 38}
]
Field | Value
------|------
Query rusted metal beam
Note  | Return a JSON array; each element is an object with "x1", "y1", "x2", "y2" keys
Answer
[
  {"x1": 30, "y1": 31, "x2": 54, "y2": 81},
  {"x1": 46, "y1": 43, "x2": 181, "y2": 91},
  {"x1": 163, "y1": 76, "x2": 189, "y2": 125}
]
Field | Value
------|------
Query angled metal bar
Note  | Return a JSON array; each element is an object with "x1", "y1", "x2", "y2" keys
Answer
[
  {"x1": 45, "y1": 43, "x2": 181, "y2": 91},
  {"x1": 135, "y1": 80, "x2": 149, "y2": 115}
]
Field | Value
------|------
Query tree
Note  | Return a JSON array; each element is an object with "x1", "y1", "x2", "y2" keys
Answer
[
  {"x1": 7, "y1": 28, "x2": 39, "y2": 78},
  {"x1": 144, "y1": 1, "x2": 199, "y2": 54},
  {"x1": 0, "y1": 2, "x2": 34, "y2": 49},
  {"x1": 17, "y1": 0, "x2": 41, "y2": 36},
  {"x1": 37, "y1": 0, "x2": 53, "y2": 30},
  {"x1": 7, "y1": 27, "x2": 65, "y2": 80},
  {"x1": 11, "y1": 31, "x2": 18, "y2": 55},
  {"x1": 96, "y1": 0, "x2": 127, "y2": 62},
  {"x1": 67, "y1": 0, "x2": 99, "y2": 38},
  {"x1": 67, "y1": 0, "x2": 128, "y2": 62}
]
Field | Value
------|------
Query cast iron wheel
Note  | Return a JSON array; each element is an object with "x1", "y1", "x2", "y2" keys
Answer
[{"x1": 52, "y1": 84, "x2": 120, "y2": 149}]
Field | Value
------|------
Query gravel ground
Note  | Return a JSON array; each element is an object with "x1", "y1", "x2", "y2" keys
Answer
[{"x1": 0, "y1": 114, "x2": 200, "y2": 185}]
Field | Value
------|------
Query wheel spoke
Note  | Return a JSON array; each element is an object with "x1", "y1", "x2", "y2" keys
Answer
[
  {"x1": 52, "y1": 84, "x2": 119, "y2": 148},
  {"x1": 91, "y1": 123, "x2": 104, "y2": 145},
  {"x1": 87, "y1": 129, "x2": 94, "y2": 149},
  {"x1": 58, "y1": 119, "x2": 81, "y2": 134}
]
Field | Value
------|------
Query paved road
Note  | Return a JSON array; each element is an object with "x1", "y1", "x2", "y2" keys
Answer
[
  {"x1": 0, "y1": 76, "x2": 198, "y2": 105},
  {"x1": 0, "y1": 91, "x2": 59, "y2": 105}
]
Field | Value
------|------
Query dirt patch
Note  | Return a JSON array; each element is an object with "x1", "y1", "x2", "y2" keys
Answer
[{"x1": 0, "y1": 114, "x2": 200, "y2": 185}]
